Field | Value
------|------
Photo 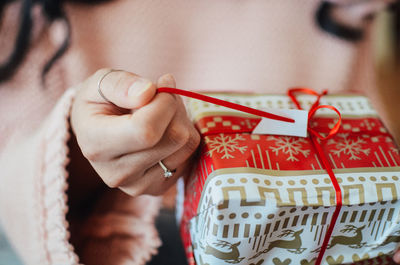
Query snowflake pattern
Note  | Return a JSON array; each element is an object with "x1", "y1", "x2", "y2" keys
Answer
[
  {"x1": 328, "y1": 133, "x2": 370, "y2": 160},
  {"x1": 267, "y1": 136, "x2": 310, "y2": 161},
  {"x1": 205, "y1": 134, "x2": 247, "y2": 159}
]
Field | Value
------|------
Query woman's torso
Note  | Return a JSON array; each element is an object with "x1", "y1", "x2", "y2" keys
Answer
[{"x1": 64, "y1": 0, "x2": 376, "y2": 94}]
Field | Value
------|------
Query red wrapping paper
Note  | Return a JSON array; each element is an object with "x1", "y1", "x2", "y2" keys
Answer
[{"x1": 178, "y1": 93, "x2": 400, "y2": 265}]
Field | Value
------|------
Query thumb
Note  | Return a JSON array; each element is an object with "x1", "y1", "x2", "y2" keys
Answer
[
  {"x1": 157, "y1": 73, "x2": 176, "y2": 89},
  {"x1": 94, "y1": 69, "x2": 156, "y2": 109}
]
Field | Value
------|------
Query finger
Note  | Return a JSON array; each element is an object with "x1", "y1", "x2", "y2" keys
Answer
[
  {"x1": 77, "y1": 75, "x2": 179, "y2": 160},
  {"x1": 87, "y1": 68, "x2": 157, "y2": 109},
  {"x1": 93, "y1": 103, "x2": 196, "y2": 188},
  {"x1": 157, "y1": 73, "x2": 176, "y2": 89},
  {"x1": 119, "y1": 123, "x2": 200, "y2": 196}
]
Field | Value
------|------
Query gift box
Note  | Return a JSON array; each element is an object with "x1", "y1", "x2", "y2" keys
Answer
[{"x1": 178, "y1": 92, "x2": 400, "y2": 265}]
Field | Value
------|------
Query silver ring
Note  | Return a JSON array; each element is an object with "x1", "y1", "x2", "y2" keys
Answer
[
  {"x1": 158, "y1": 161, "x2": 176, "y2": 179},
  {"x1": 97, "y1": 69, "x2": 123, "y2": 104}
]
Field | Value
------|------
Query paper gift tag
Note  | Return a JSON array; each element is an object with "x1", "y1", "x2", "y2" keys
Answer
[{"x1": 252, "y1": 108, "x2": 308, "y2": 137}]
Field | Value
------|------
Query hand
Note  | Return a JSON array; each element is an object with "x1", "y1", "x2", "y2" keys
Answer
[{"x1": 70, "y1": 69, "x2": 200, "y2": 196}]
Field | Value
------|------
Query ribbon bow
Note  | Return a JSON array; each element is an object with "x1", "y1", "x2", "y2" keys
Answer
[{"x1": 158, "y1": 86, "x2": 343, "y2": 265}]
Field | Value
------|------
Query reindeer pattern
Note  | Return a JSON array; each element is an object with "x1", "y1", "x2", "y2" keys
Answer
[
  {"x1": 192, "y1": 209, "x2": 400, "y2": 265},
  {"x1": 200, "y1": 240, "x2": 244, "y2": 264},
  {"x1": 190, "y1": 172, "x2": 400, "y2": 265},
  {"x1": 250, "y1": 229, "x2": 306, "y2": 260}
]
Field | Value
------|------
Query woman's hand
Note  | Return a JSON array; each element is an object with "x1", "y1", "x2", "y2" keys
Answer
[{"x1": 70, "y1": 69, "x2": 200, "y2": 196}]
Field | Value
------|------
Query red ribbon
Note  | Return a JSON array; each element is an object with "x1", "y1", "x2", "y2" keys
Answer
[
  {"x1": 288, "y1": 87, "x2": 342, "y2": 265},
  {"x1": 157, "y1": 87, "x2": 295, "y2": 123},
  {"x1": 158, "y1": 86, "x2": 342, "y2": 265}
]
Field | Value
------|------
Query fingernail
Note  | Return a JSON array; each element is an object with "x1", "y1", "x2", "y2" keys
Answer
[
  {"x1": 163, "y1": 73, "x2": 174, "y2": 83},
  {"x1": 158, "y1": 73, "x2": 175, "y2": 87},
  {"x1": 128, "y1": 78, "x2": 153, "y2": 97}
]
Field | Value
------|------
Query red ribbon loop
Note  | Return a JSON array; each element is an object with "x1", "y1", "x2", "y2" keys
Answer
[
  {"x1": 308, "y1": 105, "x2": 342, "y2": 140},
  {"x1": 288, "y1": 87, "x2": 327, "y2": 112},
  {"x1": 287, "y1": 87, "x2": 341, "y2": 140}
]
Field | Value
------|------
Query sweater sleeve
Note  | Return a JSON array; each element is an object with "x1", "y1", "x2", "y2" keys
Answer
[{"x1": 0, "y1": 88, "x2": 162, "y2": 265}]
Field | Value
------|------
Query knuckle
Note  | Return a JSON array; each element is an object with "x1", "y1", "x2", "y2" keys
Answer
[
  {"x1": 103, "y1": 176, "x2": 123, "y2": 188},
  {"x1": 167, "y1": 123, "x2": 190, "y2": 147},
  {"x1": 103, "y1": 171, "x2": 129, "y2": 188},
  {"x1": 81, "y1": 145, "x2": 103, "y2": 162},
  {"x1": 185, "y1": 129, "x2": 201, "y2": 153},
  {"x1": 137, "y1": 123, "x2": 162, "y2": 147}
]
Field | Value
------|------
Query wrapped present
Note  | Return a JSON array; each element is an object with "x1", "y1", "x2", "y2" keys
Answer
[{"x1": 177, "y1": 90, "x2": 400, "y2": 265}]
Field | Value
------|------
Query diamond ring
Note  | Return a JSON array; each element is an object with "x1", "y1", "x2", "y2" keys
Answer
[{"x1": 158, "y1": 161, "x2": 176, "y2": 179}]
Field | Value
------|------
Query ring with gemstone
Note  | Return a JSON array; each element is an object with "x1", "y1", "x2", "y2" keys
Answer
[{"x1": 158, "y1": 161, "x2": 176, "y2": 179}]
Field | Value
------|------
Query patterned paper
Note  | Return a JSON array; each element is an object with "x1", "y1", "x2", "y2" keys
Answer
[{"x1": 179, "y1": 93, "x2": 400, "y2": 265}]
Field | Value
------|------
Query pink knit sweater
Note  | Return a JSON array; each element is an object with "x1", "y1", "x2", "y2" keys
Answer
[{"x1": 0, "y1": 1, "x2": 395, "y2": 265}]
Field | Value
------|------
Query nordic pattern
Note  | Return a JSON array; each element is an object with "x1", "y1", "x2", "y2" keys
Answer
[
  {"x1": 267, "y1": 136, "x2": 310, "y2": 162},
  {"x1": 187, "y1": 170, "x2": 400, "y2": 265},
  {"x1": 328, "y1": 133, "x2": 371, "y2": 160},
  {"x1": 206, "y1": 134, "x2": 248, "y2": 159}
]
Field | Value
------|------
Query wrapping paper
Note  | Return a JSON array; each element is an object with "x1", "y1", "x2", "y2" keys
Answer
[{"x1": 179, "y1": 93, "x2": 400, "y2": 265}]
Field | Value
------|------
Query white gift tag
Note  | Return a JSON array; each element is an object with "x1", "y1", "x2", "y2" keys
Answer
[{"x1": 252, "y1": 108, "x2": 308, "y2": 137}]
